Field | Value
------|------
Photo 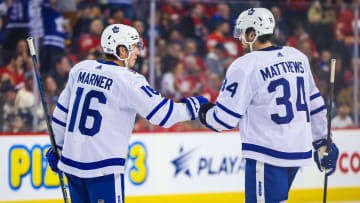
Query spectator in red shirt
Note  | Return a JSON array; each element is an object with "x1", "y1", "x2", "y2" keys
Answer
[
  {"x1": 280, "y1": 0, "x2": 312, "y2": 25},
  {"x1": 201, "y1": 72, "x2": 221, "y2": 103},
  {"x1": 333, "y1": 2, "x2": 360, "y2": 58},
  {"x1": 183, "y1": 39, "x2": 206, "y2": 72},
  {"x1": 287, "y1": 23, "x2": 319, "y2": 59},
  {"x1": 177, "y1": 55, "x2": 206, "y2": 98},
  {"x1": 0, "y1": 53, "x2": 24, "y2": 88},
  {"x1": 170, "y1": 55, "x2": 206, "y2": 99},
  {"x1": 160, "y1": 1, "x2": 186, "y2": 25},
  {"x1": 78, "y1": 18, "x2": 103, "y2": 55},
  {"x1": 206, "y1": 20, "x2": 229, "y2": 52},
  {"x1": 178, "y1": 3, "x2": 210, "y2": 42},
  {"x1": 206, "y1": 20, "x2": 242, "y2": 57},
  {"x1": 281, "y1": 0, "x2": 312, "y2": 11},
  {"x1": 344, "y1": 57, "x2": 360, "y2": 86}
]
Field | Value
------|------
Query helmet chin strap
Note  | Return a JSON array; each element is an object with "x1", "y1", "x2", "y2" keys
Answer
[
  {"x1": 113, "y1": 50, "x2": 132, "y2": 68},
  {"x1": 119, "y1": 58, "x2": 129, "y2": 67},
  {"x1": 241, "y1": 34, "x2": 258, "y2": 52}
]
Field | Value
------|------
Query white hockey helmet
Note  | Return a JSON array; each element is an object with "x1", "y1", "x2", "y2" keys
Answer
[
  {"x1": 101, "y1": 24, "x2": 143, "y2": 62},
  {"x1": 234, "y1": 8, "x2": 275, "y2": 51}
]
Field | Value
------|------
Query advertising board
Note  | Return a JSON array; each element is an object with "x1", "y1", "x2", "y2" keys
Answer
[{"x1": 0, "y1": 130, "x2": 359, "y2": 202}]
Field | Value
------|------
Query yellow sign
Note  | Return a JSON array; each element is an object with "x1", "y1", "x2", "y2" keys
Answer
[{"x1": 9, "y1": 145, "x2": 66, "y2": 190}]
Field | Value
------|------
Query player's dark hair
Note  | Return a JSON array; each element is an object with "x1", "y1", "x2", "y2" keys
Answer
[
  {"x1": 245, "y1": 27, "x2": 273, "y2": 44},
  {"x1": 102, "y1": 45, "x2": 127, "y2": 61},
  {"x1": 103, "y1": 53, "x2": 117, "y2": 61}
]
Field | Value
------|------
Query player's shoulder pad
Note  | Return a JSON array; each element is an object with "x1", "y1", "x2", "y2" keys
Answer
[
  {"x1": 284, "y1": 46, "x2": 308, "y2": 59},
  {"x1": 69, "y1": 60, "x2": 94, "y2": 73},
  {"x1": 127, "y1": 71, "x2": 148, "y2": 86},
  {"x1": 226, "y1": 55, "x2": 254, "y2": 76}
]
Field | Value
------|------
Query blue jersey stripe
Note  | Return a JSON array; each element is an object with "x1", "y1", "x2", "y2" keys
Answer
[
  {"x1": 213, "y1": 112, "x2": 234, "y2": 129},
  {"x1": 310, "y1": 92, "x2": 321, "y2": 101},
  {"x1": 310, "y1": 105, "x2": 326, "y2": 115},
  {"x1": 216, "y1": 102, "x2": 242, "y2": 118},
  {"x1": 205, "y1": 123, "x2": 220, "y2": 132},
  {"x1": 56, "y1": 145, "x2": 63, "y2": 150},
  {"x1": 242, "y1": 143, "x2": 312, "y2": 160},
  {"x1": 183, "y1": 98, "x2": 195, "y2": 120},
  {"x1": 121, "y1": 174, "x2": 125, "y2": 203},
  {"x1": 56, "y1": 102, "x2": 68, "y2": 113},
  {"x1": 160, "y1": 100, "x2": 174, "y2": 126},
  {"x1": 189, "y1": 97, "x2": 199, "y2": 112},
  {"x1": 96, "y1": 60, "x2": 119, "y2": 67},
  {"x1": 146, "y1": 98, "x2": 168, "y2": 120},
  {"x1": 52, "y1": 117, "x2": 66, "y2": 127},
  {"x1": 61, "y1": 156, "x2": 126, "y2": 170}
]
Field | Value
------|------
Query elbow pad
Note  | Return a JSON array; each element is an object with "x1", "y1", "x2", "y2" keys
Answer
[{"x1": 198, "y1": 102, "x2": 215, "y2": 125}]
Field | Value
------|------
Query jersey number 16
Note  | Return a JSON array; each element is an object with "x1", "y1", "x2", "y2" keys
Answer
[{"x1": 68, "y1": 87, "x2": 107, "y2": 136}]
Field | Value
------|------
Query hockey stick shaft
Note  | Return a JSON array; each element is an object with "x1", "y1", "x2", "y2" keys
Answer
[
  {"x1": 26, "y1": 37, "x2": 69, "y2": 203},
  {"x1": 323, "y1": 58, "x2": 336, "y2": 203}
]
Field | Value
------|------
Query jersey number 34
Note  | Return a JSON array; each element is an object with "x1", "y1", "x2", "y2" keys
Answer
[{"x1": 268, "y1": 77, "x2": 310, "y2": 124}]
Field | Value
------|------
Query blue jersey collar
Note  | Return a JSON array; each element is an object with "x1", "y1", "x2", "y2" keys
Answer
[
  {"x1": 96, "y1": 60, "x2": 119, "y2": 66},
  {"x1": 257, "y1": 46, "x2": 282, "y2": 51}
]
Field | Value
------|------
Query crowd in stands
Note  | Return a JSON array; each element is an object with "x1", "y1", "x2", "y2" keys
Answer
[{"x1": 0, "y1": 0, "x2": 359, "y2": 133}]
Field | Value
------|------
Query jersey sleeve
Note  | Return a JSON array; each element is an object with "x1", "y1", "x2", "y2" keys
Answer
[
  {"x1": 306, "y1": 60, "x2": 328, "y2": 141},
  {"x1": 205, "y1": 61, "x2": 254, "y2": 131},
  {"x1": 51, "y1": 71, "x2": 74, "y2": 149},
  {"x1": 127, "y1": 74, "x2": 192, "y2": 128}
]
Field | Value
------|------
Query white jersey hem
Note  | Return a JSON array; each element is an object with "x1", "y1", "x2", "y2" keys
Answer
[
  {"x1": 58, "y1": 162, "x2": 125, "y2": 178},
  {"x1": 242, "y1": 151, "x2": 313, "y2": 167}
]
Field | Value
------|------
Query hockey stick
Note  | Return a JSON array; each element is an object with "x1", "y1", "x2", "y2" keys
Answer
[
  {"x1": 323, "y1": 58, "x2": 336, "y2": 203},
  {"x1": 26, "y1": 37, "x2": 69, "y2": 203}
]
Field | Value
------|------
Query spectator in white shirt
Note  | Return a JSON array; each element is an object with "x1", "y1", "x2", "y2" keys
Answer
[{"x1": 332, "y1": 104, "x2": 354, "y2": 128}]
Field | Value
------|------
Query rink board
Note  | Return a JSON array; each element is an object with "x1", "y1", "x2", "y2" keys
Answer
[{"x1": 0, "y1": 129, "x2": 359, "y2": 202}]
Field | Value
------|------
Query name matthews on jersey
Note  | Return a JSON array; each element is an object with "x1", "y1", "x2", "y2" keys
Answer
[
  {"x1": 77, "y1": 71, "x2": 113, "y2": 90},
  {"x1": 260, "y1": 61, "x2": 304, "y2": 82}
]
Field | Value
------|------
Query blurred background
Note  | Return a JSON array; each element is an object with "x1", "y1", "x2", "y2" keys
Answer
[{"x1": 0, "y1": 0, "x2": 359, "y2": 133}]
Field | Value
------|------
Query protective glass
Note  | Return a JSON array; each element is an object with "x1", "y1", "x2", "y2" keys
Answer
[{"x1": 233, "y1": 27, "x2": 242, "y2": 38}]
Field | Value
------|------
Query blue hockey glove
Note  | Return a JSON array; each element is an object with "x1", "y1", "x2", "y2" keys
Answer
[
  {"x1": 46, "y1": 148, "x2": 60, "y2": 173},
  {"x1": 180, "y1": 96, "x2": 208, "y2": 120},
  {"x1": 313, "y1": 139, "x2": 339, "y2": 176}
]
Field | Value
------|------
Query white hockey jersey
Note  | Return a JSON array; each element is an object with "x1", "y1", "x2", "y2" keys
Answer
[
  {"x1": 52, "y1": 60, "x2": 192, "y2": 178},
  {"x1": 205, "y1": 46, "x2": 328, "y2": 167}
]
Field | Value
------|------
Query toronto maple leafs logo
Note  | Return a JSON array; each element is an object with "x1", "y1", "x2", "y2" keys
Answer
[
  {"x1": 171, "y1": 146, "x2": 197, "y2": 177},
  {"x1": 248, "y1": 8, "x2": 255, "y2": 15},
  {"x1": 269, "y1": 17, "x2": 274, "y2": 24},
  {"x1": 112, "y1": 26, "x2": 119, "y2": 33}
]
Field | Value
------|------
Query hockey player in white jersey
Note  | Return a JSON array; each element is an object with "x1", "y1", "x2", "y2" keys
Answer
[
  {"x1": 45, "y1": 24, "x2": 208, "y2": 203},
  {"x1": 198, "y1": 8, "x2": 339, "y2": 202}
]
